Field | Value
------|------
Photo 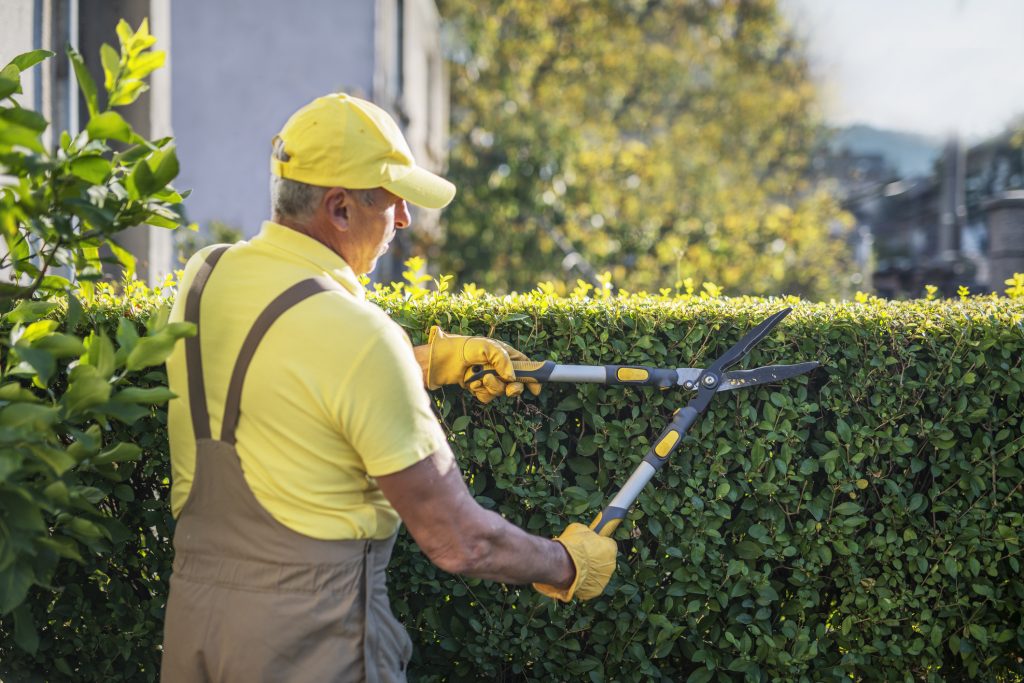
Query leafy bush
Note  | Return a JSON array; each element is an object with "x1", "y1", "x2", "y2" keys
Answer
[
  {"x1": 384, "y1": 289, "x2": 1024, "y2": 683},
  {"x1": 0, "y1": 19, "x2": 191, "y2": 674},
  {"x1": 2, "y1": 279, "x2": 1022, "y2": 682},
  {"x1": 0, "y1": 282, "x2": 177, "y2": 682}
]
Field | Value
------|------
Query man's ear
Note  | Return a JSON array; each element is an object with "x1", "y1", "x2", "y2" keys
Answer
[{"x1": 324, "y1": 188, "x2": 351, "y2": 230}]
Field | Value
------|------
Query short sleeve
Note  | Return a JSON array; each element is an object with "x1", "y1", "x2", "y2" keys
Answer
[{"x1": 334, "y1": 317, "x2": 447, "y2": 477}]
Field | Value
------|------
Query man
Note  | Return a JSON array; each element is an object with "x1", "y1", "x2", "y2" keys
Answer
[{"x1": 160, "y1": 93, "x2": 618, "y2": 682}]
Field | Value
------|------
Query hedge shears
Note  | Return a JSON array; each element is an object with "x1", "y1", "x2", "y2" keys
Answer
[{"x1": 470, "y1": 308, "x2": 817, "y2": 536}]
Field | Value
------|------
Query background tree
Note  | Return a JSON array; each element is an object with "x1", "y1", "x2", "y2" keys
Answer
[{"x1": 436, "y1": 0, "x2": 853, "y2": 298}]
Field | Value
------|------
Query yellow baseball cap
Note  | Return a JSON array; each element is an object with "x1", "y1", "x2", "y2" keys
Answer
[{"x1": 270, "y1": 93, "x2": 456, "y2": 209}]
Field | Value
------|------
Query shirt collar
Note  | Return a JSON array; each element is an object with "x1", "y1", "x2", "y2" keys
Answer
[{"x1": 252, "y1": 221, "x2": 366, "y2": 300}]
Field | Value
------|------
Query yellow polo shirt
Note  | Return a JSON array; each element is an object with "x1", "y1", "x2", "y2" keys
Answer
[{"x1": 166, "y1": 221, "x2": 446, "y2": 540}]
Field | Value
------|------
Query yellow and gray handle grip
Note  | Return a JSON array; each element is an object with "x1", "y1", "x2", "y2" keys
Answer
[
  {"x1": 589, "y1": 406, "x2": 699, "y2": 537},
  {"x1": 467, "y1": 360, "x2": 679, "y2": 387}
]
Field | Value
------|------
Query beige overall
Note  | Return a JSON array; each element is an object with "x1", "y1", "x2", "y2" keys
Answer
[{"x1": 161, "y1": 246, "x2": 413, "y2": 682}]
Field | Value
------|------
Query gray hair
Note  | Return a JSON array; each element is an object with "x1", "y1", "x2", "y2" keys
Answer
[
  {"x1": 269, "y1": 176, "x2": 379, "y2": 222},
  {"x1": 269, "y1": 175, "x2": 328, "y2": 223}
]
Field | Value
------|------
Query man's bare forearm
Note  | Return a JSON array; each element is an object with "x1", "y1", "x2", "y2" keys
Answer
[
  {"x1": 377, "y1": 450, "x2": 575, "y2": 589},
  {"x1": 444, "y1": 498, "x2": 575, "y2": 586}
]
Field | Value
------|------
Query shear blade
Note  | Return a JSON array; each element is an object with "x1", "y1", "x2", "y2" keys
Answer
[
  {"x1": 713, "y1": 307, "x2": 793, "y2": 371},
  {"x1": 719, "y1": 362, "x2": 819, "y2": 391}
]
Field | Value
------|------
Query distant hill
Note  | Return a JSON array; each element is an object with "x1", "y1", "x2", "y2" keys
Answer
[{"x1": 828, "y1": 124, "x2": 944, "y2": 178}]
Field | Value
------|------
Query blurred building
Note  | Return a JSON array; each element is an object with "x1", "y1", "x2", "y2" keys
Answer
[
  {"x1": 812, "y1": 141, "x2": 900, "y2": 293},
  {"x1": 169, "y1": 0, "x2": 449, "y2": 283},
  {"x1": 820, "y1": 126, "x2": 1024, "y2": 297},
  {"x1": 0, "y1": 0, "x2": 448, "y2": 284}
]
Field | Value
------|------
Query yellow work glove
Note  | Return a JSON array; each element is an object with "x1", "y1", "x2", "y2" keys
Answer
[
  {"x1": 423, "y1": 326, "x2": 542, "y2": 404},
  {"x1": 533, "y1": 523, "x2": 618, "y2": 602}
]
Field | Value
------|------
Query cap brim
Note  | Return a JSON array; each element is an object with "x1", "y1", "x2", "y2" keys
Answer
[{"x1": 383, "y1": 166, "x2": 456, "y2": 210}]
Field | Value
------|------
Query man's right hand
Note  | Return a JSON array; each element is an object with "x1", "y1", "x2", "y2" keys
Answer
[
  {"x1": 419, "y1": 326, "x2": 542, "y2": 403},
  {"x1": 533, "y1": 523, "x2": 618, "y2": 602}
]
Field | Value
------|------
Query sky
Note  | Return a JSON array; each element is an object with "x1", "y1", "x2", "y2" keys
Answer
[{"x1": 778, "y1": 0, "x2": 1024, "y2": 141}]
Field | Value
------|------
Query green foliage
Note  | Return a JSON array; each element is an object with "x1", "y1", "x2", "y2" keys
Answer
[
  {"x1": 3, "y1": 279, "x2": 1023, "y2": 681},
  {"x1": 1006, "y1": 273, "x2": 1024, "y2": 299},
  {"x1": 103, "y1": 19, "x2": 167, "y2": 109},
  {"x1": 382, "y1": 288, "x2": 1024, "y2": 683},
  {"x1": 0, "y1": 290, "x2": 175, "y2": 681},
  {"x1": 0, "y1": 18, "x2": 191, "y2": 663},
  {"x1": 1, "y1": 21, "x2": 183, "y2": 297},
  {"x1": 438, "y1": 0, "x2": 854, "y2": 298}
]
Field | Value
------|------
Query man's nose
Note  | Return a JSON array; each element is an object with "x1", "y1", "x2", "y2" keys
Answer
[{"x1": 395, "y1": 200, "x2": 411, "y2": 229}]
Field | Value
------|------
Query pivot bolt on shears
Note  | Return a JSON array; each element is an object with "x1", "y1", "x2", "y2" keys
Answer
[{"x1": 469, "y1": 307, "x2": 818, "y2": 536}]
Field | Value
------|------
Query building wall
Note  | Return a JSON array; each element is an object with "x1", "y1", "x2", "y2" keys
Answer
[
  {"x1": 0, "y1": 0, "x2": 80, "y2": 148},
  {"x1": 170, "y1": 0, "x2": 379, "y2": 237},
  {"x1": 371, "y1": 0, "x2": 449, "y2": 281},
  {"x1": 79, "y1": 0, "x2": 174, "y2": 284},
  {"x1": 4, "y1": 0, "x2": 448, "y2": 281},
  {"x1": 0, "y1": 0, "x2": 40, "y2": 110},
  {"x1": 170, "y1": 0, "x2": 448, "y2": 285},
  {"x1": 2, "y1": 0, "x2": 177, "y2": 285},
  {"x1": 394, "y1": 0, "x2": 448, "y2": 176},
  {"x1": 0, "y1": 0, "x2": 36, "y2": 286},
  {"x1": 985, "y1": 192, "x2": 1024, "y2": 290}
]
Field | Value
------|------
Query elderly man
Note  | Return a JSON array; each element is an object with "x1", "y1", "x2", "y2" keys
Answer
[{"x1": 160, "y1": 93, "x2": 617, "y2": 682}]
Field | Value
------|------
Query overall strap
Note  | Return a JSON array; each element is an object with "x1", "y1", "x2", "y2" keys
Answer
[
  {"x1": 183, "y1": 245, "x2": 231, "y2": 441},
  {"x1": 220, "y1": 277, "x2": 339, "y2": 445}
]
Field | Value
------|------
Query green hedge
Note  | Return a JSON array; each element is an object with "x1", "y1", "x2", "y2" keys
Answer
[{"x1": 2, "y1": 289, "x2": 1023, "y2": 682}]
